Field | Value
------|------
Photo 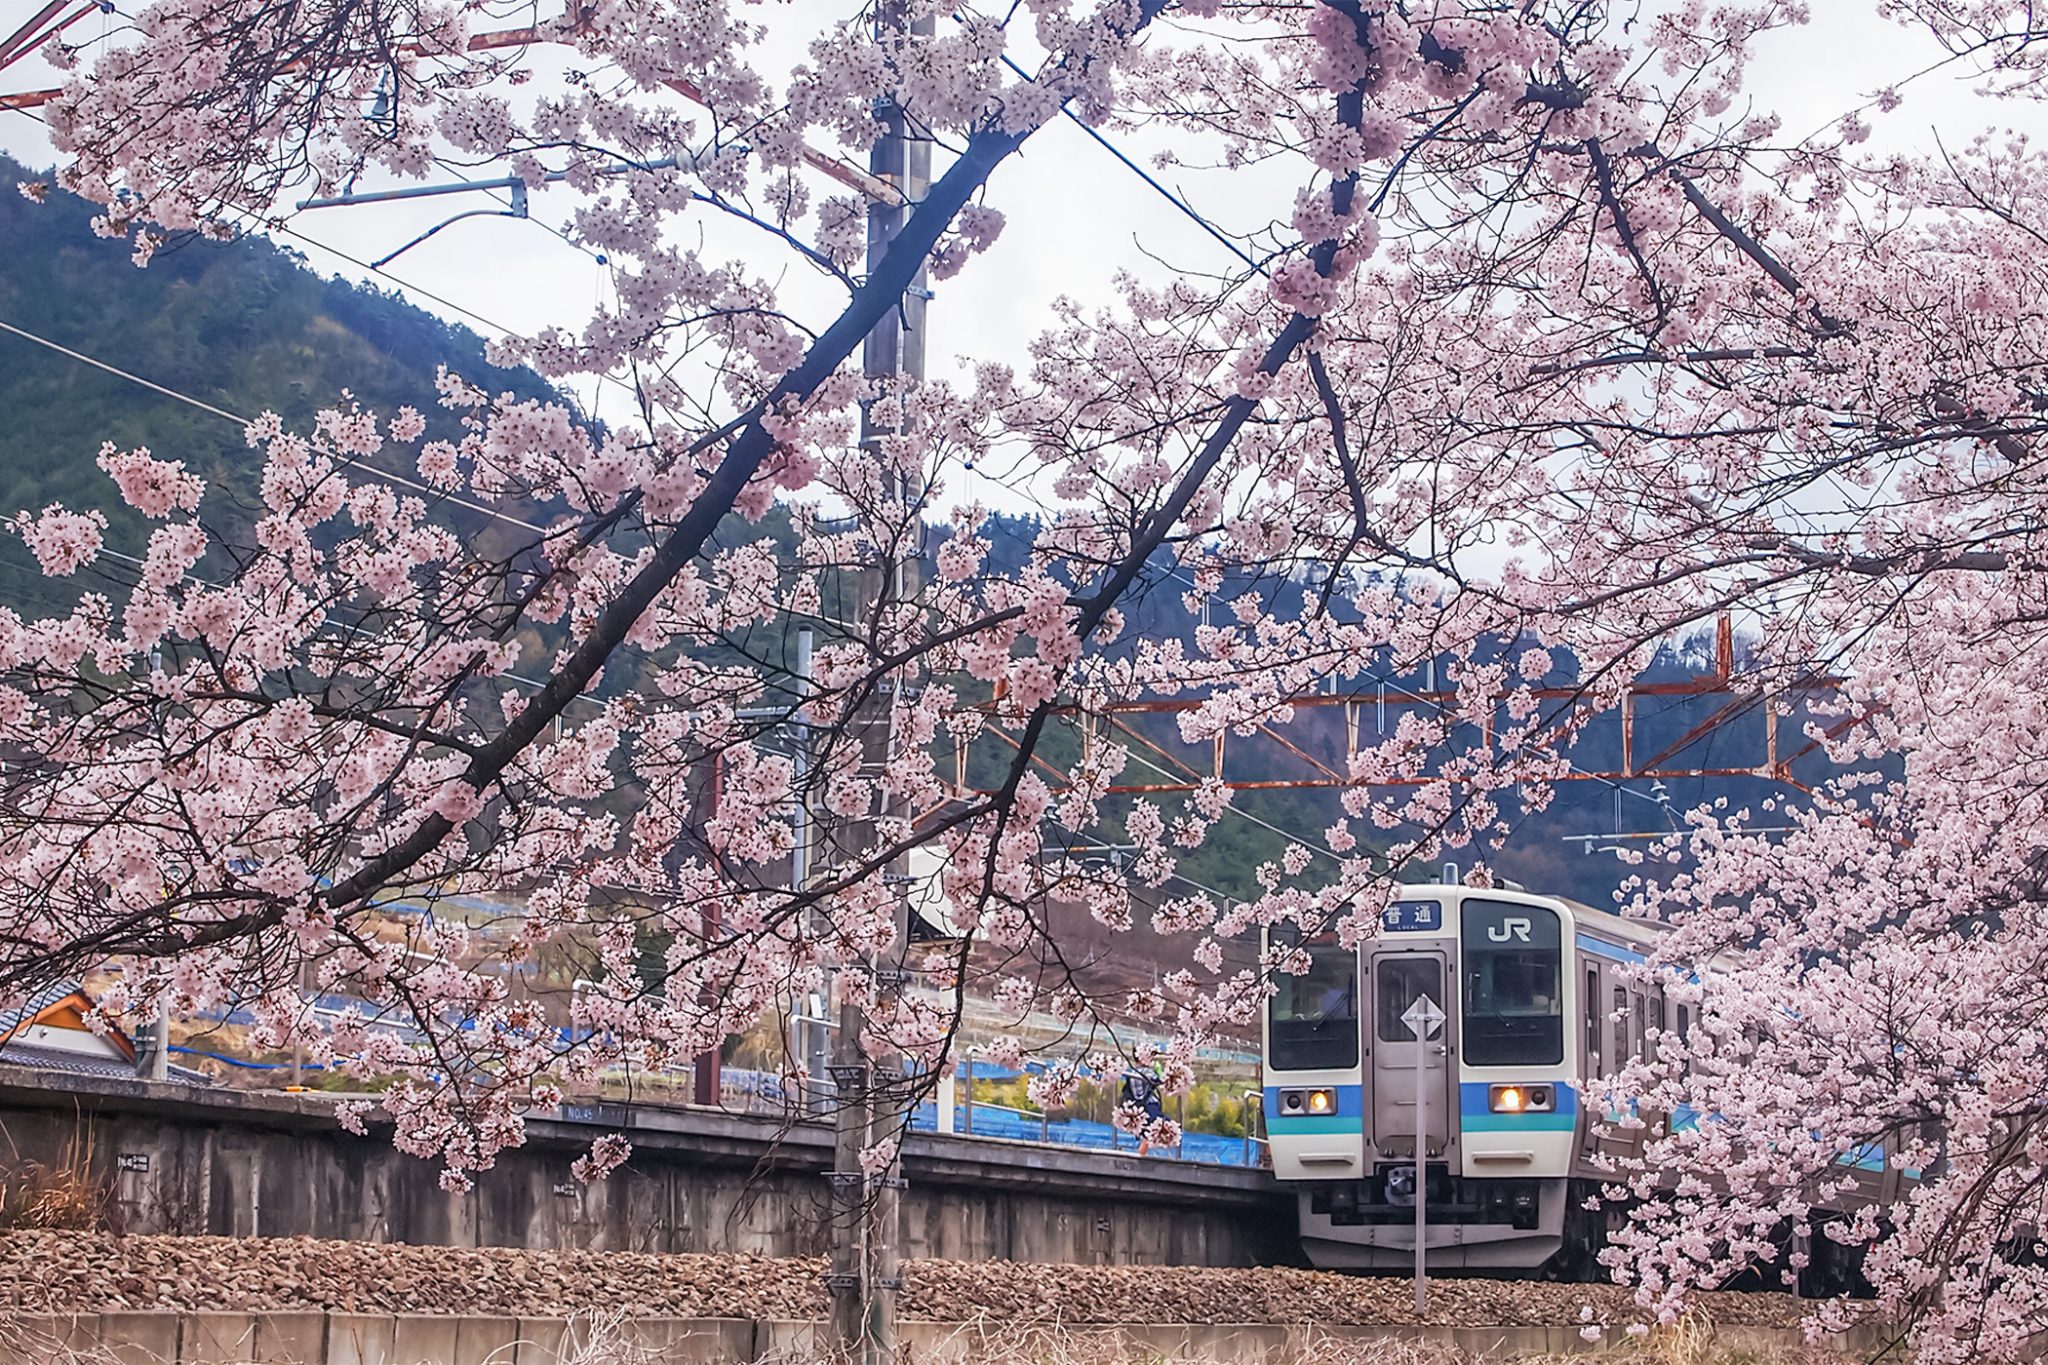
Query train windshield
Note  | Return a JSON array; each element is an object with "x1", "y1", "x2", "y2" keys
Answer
[
  {"x1": 1461, "y1": 900, "x2": 1563, "y2": 1065},
  {"x1": 1267, "y1": 926, "x2": 1360, "y2": 1071}
]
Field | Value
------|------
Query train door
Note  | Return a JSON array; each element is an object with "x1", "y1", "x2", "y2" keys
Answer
[
  {"x1": 1578, "y1": 959, "x2": 1613, "y2": 1164},
  {"x1": 1580, "y1": 967, "x2": 1644, "y2": 1164},
  {"x1": 1367, "y1": 950, "x2": 1453, "y2": 1159}
]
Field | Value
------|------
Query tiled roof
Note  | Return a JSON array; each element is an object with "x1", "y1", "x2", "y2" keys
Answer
[
  {"x1": 0, "y1": 1038, "x2": 209, "y2": 1085},
  {"x1": 0, "y1": 980, "x2": 87, "y2": 1044}
]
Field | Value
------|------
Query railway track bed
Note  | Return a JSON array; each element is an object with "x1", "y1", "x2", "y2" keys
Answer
[{"x1": 0, "y1": 1230, "x2": 1821, "y2": 1331}]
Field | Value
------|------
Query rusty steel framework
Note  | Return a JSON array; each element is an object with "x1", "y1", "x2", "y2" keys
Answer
[
  {"x1": 956, "y1": 617, "x2": 1859, "y2": 800},
  {"x1": 0, "y1": 0, "x2": 95, "y2": 75}
]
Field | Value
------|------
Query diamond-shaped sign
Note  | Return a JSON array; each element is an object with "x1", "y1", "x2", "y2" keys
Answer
[{"x1": 1400, "y1": 994, "x2": 1445, "y2": 1040}]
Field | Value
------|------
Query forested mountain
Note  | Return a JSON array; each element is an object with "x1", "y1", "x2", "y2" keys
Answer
[
  {"x1": 0, "y1": 153, "x2": 561, "y2": 610},
  {"x1": 0, "y1": 155, "x2": 1805, "y2": 912}
]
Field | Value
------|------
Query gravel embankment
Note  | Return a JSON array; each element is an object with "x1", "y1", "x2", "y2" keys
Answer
[{"x1": 0, "y1": 1232, "x2": 1806, "y2": 1330}]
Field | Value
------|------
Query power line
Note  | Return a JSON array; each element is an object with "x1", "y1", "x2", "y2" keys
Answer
[
  {"x1": 0, "y1": 99, "x2": 612, "y2": 406},
  {"x1": 0, "y1": 302, "x2": 865, "y2": 651},
  {"x1": 0, "y1": 316, "x2": 625, "y2": 706},
  {"x1": 992, "y1": 51, "x2": 1264, "y2": 275},
  {"x1": 0, "y1": 313, "x2": 555, "y2": 537},
  {"x1": 2, "y1": 101, "x2": 645, "y2": 409},
  {"x1": 0, "y1": 318, "x2": 245, "y2": 425}
]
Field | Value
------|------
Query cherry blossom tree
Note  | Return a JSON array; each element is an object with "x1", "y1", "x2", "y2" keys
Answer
[{"x1": 6, "y1": 0, "x2": 2048, "y2": 1353}]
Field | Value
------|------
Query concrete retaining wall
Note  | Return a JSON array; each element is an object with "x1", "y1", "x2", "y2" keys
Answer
[
  {"x1": 0, "y1": 1068, "x2": 1292, "y2": 1266},
  {"x1": 0, "y1": 1312, "x2": 1879, "y2": 1364}
]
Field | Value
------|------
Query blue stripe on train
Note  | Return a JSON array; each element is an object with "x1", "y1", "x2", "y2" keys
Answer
[
  {"x1": 1459, "y1": 1080, "x2": 1578, "y2": 1131},
  {"x1": 1264, "y1": 1083, "x2": 1365, "y2": 1120},
  {"x1": 1577, "y1": 933, "x2": 1647, "y2": 964}
]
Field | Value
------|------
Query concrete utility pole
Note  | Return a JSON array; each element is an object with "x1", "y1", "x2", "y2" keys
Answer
[{"x1": 826, "y1": 7, "x2": 931, "y2": 1361}]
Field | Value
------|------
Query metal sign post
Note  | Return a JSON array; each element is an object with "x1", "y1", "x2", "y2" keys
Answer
[{"x1": 1400, "y1": 993, "x2": 1446, "y2": 1316}]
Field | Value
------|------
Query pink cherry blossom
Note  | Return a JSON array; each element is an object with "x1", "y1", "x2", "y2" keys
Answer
[{"x1": 9, "y1": 1, "x2": 2048, "y2": 1351}]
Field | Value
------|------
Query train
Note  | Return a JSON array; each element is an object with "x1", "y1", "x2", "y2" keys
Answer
[{"x1": 1259, "y1": 883, "x2": 1900, "y2": 1284}]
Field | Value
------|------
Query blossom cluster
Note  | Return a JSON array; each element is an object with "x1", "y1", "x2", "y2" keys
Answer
[{"x1": 11, "y1": 0, "x2": 2048, "y2": 1354}]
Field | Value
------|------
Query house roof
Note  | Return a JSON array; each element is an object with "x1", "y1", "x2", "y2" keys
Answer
[
  {"x1": 0, "y1": 980, "x2": 100, "y2": 1046},
  {"x1": 0, "y1": 979, "x2": 209, "y2": 1086},
  {"x1": 0, "y1": 1037, "x2": 209, "y2": 1085}
]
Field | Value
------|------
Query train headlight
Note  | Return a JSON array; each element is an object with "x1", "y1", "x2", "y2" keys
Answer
[
  {"x1": 1489, "y1": 1084, "x2": 1555, "y2": 1114},
  {"x1": 1276, "y1": 1087, "x2": 1338, "y2": 1117}
]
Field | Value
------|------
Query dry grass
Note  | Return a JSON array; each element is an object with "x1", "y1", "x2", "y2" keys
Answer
[
  {"x1": 553, "y1": 1311, "x2": 668, "y2": 1365},
  {"x1": 0, "y1": 1120, "x2": 112, "y2": 1233},
  {"x1": 753, "y1": 1308, "x2": 1838, "y2": 1365},
  {"x1": 0, "y1": 1313, "x2": 1844, "y2": 1365},
  {"x1": 0, "y1": 1295, "x2": 1842, "y2": 1365},
  {"x1": 0, "y1": 1316, "x2": 127, "y2": 1365}
]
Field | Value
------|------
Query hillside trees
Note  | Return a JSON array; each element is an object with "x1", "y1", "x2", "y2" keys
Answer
[
  {"x1": 4, "y1": 0, "x2": 2048, "y2": 1351},
  {"x1": 0, "y1": 153, "x2": 565, "y2": 606}
]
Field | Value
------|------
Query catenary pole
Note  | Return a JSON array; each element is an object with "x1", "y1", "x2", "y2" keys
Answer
[{"x1": 827, "y1": 4, "x2": 932, "y2": 1358}]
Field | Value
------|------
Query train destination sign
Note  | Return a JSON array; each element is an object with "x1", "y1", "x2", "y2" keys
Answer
[{"x1": 1382, "y1": 900, "x2": 1442, "y2": 933}]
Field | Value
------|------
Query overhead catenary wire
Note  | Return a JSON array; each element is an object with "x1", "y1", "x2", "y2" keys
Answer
[
  {"x1": 0, "y1": 314, "x2": 558, "y2": 537},
  {"x1": 0, "y1": 315, "x2": 624, "y2": 708},
  {"x1": 0, "y1": 298, "x2": 867, "y2": 649},
  {"x1": 0, "y1": 317, "x2": 246, "y2": 426},
  {"x1": 4, "y1": 25, "x2": 1263, "y2": 436},
  {"x1": 993, "y1": 50, "x2": 1265, "y2": 276},
  {"x1": 0, "y1": 89, "x2": 651, "y2": 413}
]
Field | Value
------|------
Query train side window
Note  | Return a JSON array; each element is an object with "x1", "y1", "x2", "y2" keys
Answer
[
  {"x1": 1630, "y1": 990, "x2": 1644, "y2": 1059},
  {"x1": 1676, "y1": 1004, "x2": 1692, "y2": 1076},
  {"x1": 1612, "y1": 986, "x2": 1628, "y2": 1071},
  {"x1": 1647, "y1": 992, "x2": 1665, "y2": 1062},
  {"x1": 1584, "y1": 967, "x2": 1600, "y2": 1073}
]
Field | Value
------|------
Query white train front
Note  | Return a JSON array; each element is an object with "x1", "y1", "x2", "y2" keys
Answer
[{"x1": 1261, "y1": 884, "x2": 1678, "y2": 1275}]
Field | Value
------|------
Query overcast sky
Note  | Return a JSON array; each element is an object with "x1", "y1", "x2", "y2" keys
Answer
[{"x1": 0, "y1": 0, "x2": 2016, "y2": 528}]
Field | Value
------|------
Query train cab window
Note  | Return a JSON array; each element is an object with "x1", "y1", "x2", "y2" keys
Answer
[
  {"x1": 1460, "y1": 900, "x2": 1563, "y2": 1065},
  {"x1": 1268, "y1": 926, "x2": 1359, "y2": 1071},
  {"x1": 1375, "y1": 956, "x2": 1442, "y2": 1043}
]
